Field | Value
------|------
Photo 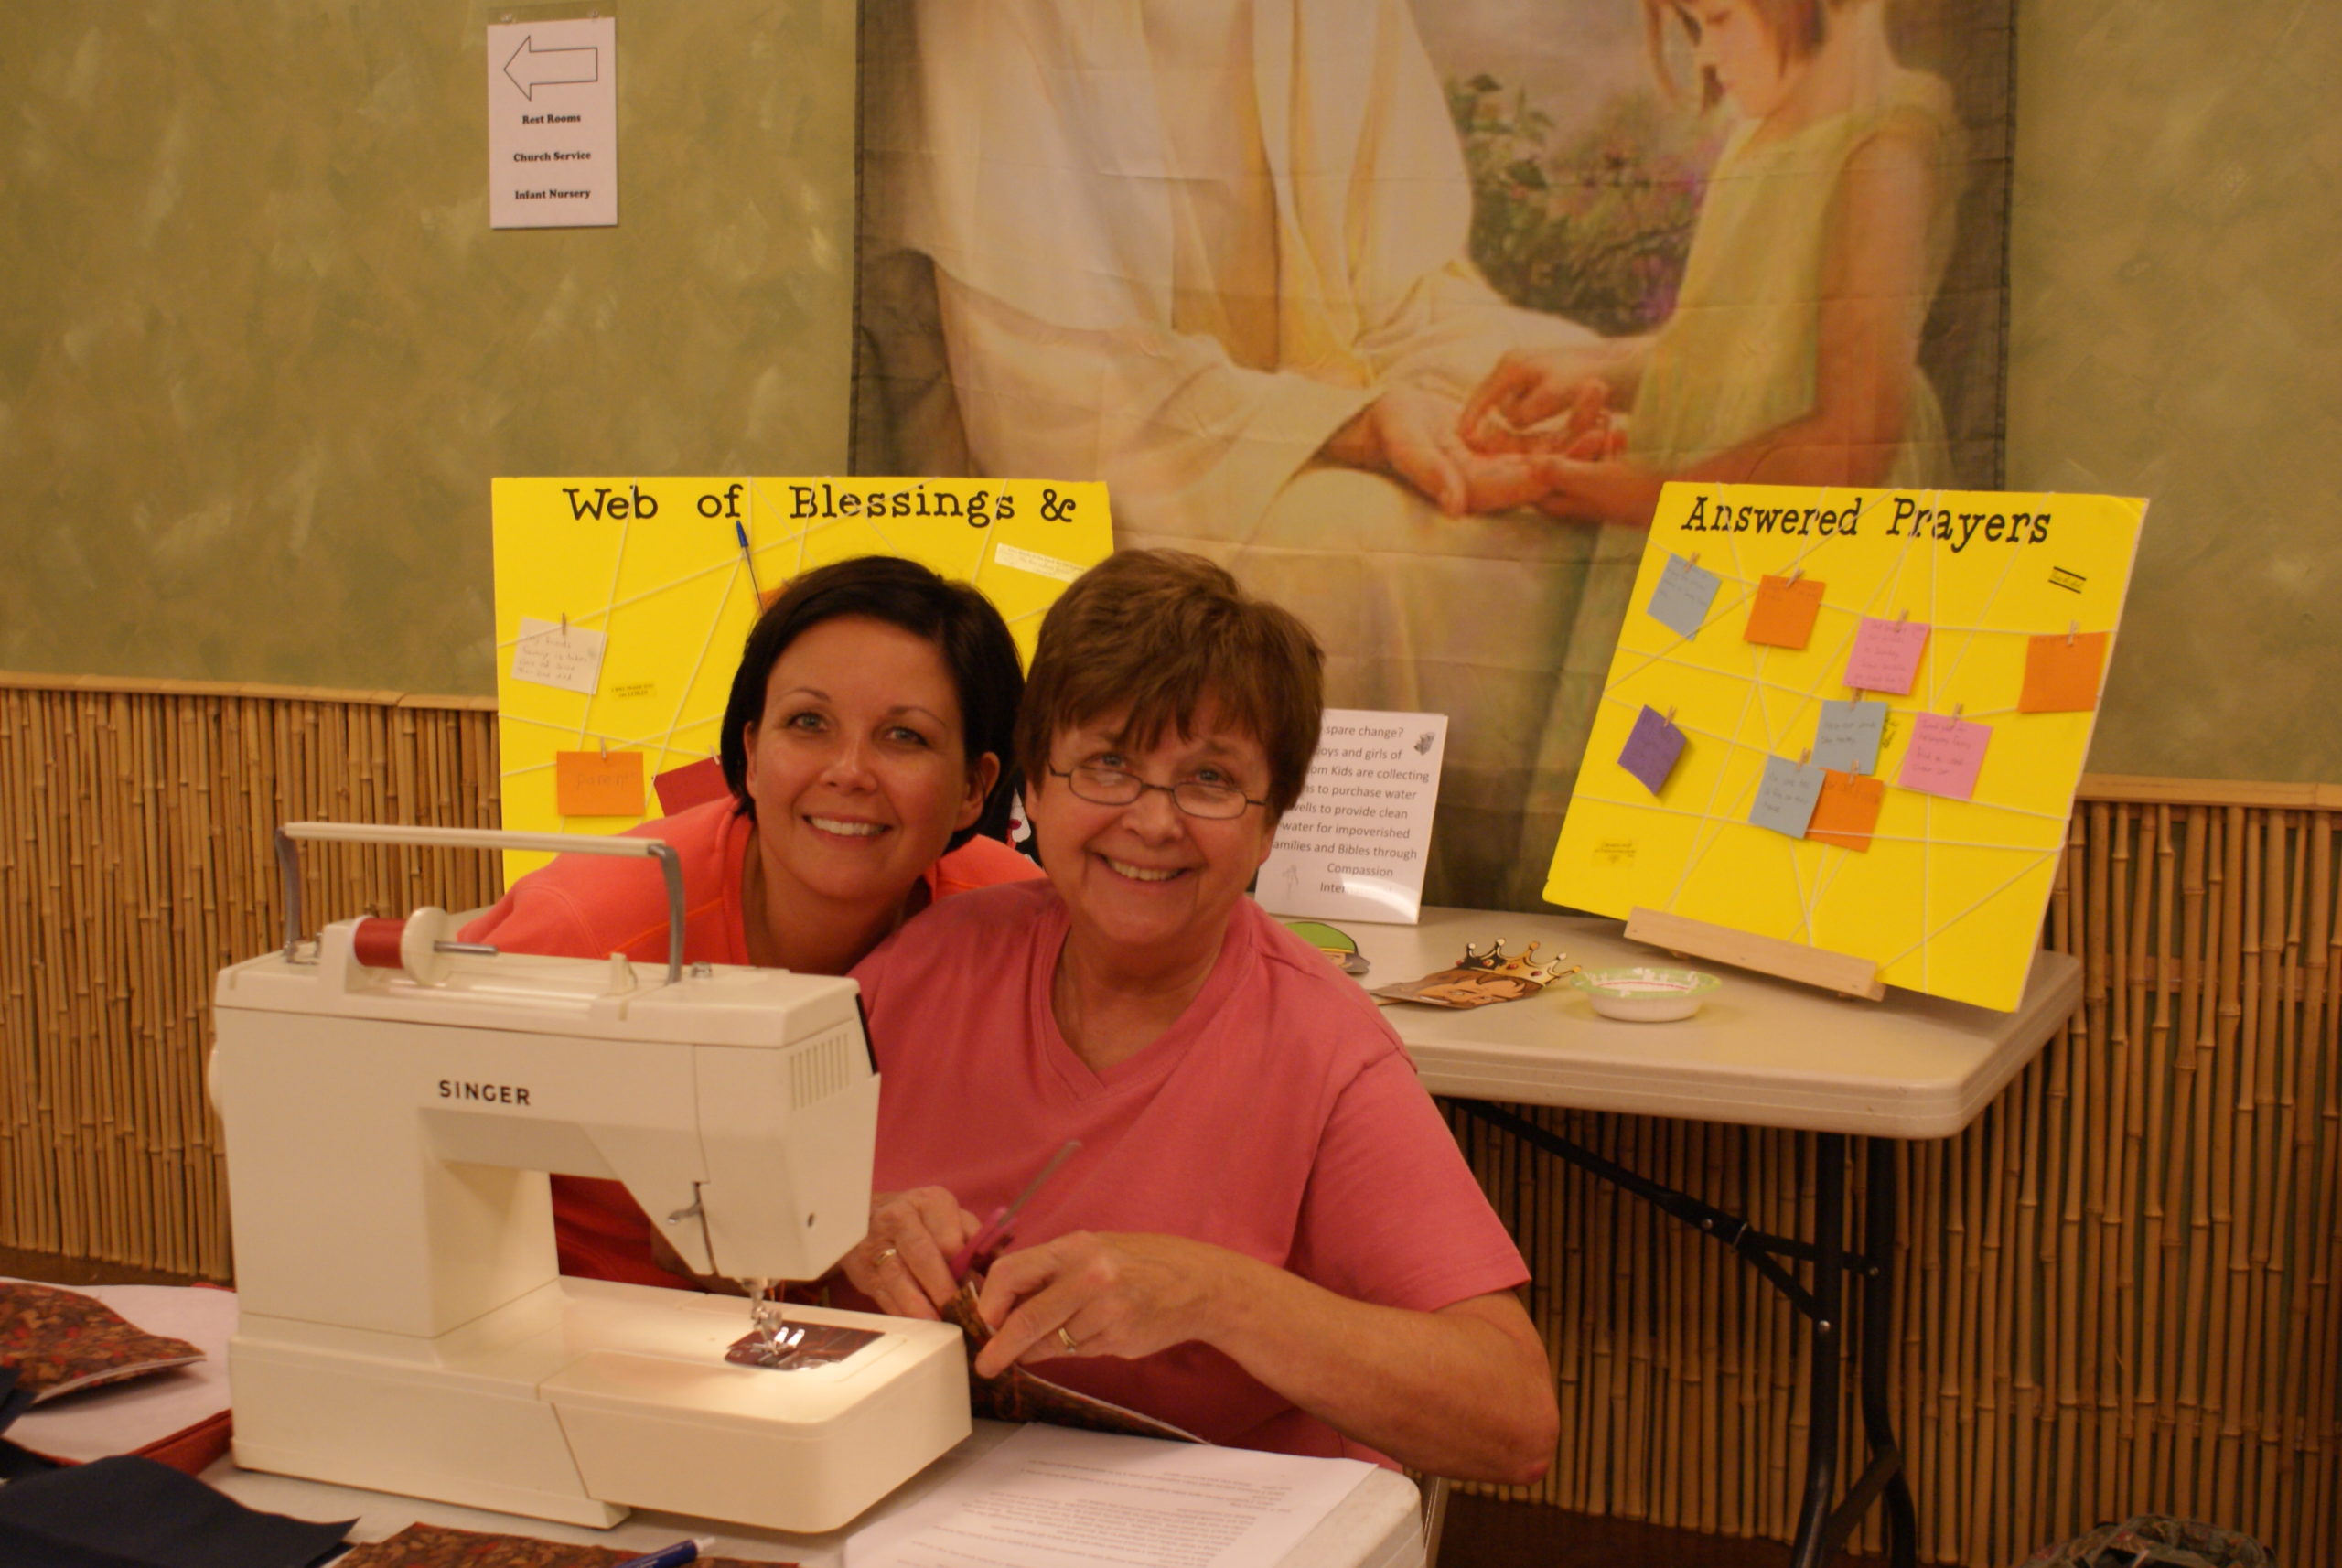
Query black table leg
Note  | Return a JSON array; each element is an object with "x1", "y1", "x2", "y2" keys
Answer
[
  {"x1": 1861, "y1": 1136, "x2": 1918, "y2": 1568},
  {"x1": 1789, "y1": 1133, "x2": 1846, "y2": 1568},
  {"x1": 1445, "y1": 1102, "x2": 1915, "y2": 1567}
]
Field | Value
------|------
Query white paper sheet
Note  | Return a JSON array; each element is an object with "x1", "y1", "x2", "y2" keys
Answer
[
  {"x1": 845, "y1": 1424, "x2": 1371, "y2": 1568},
  {"x1": 1255, "y1": 710, "x2": 1447, "y2": 926},
  {"x1": 487, "y1": 16, "x2": 618, "y2": 229}
]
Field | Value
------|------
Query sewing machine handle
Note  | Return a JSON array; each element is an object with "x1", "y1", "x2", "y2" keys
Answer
[{"x1": 274, "y1": 822, "x2": 689, "y2": 985}]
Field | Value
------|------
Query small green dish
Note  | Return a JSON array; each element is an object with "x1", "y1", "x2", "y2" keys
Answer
[{"x1": 1572, "y1": 966, "x2": 1720, "y2": 1022}]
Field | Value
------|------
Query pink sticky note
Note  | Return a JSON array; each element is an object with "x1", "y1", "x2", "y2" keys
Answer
[
  {"x1": 1896, "y1": 712, "x2": 1991, "y2": 801},
  {"x1": 1844, "y1": 617, "x2": 1930, "y2": 695}
]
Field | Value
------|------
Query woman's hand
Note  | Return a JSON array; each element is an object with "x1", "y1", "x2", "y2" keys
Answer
[
  {"x1": 841, "y1": 1187, "x2": 981, "y2": 1320},
  {"x1": 971, "y1": 1231, "x2": 1228, "y2": 1377},
  {"x1": 975, "y1": 1230, "x2": 1557, "y2": 1484}
]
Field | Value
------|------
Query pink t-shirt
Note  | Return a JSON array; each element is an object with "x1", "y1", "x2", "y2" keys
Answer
[
  {"x1": 851, "y1": 881, "x2": 1529, "y2": 1466},
  {"x1": 460, "y1": 800, "x2": 1040, "y2": 1289}
]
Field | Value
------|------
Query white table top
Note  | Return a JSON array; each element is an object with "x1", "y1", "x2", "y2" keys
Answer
[
  {"x1": 204, "y1": 1423, "x2": 1424, "y2": 1568},
  {"x1": 1351, "y1": 909, "x2": 2079, "y2": 1140}
]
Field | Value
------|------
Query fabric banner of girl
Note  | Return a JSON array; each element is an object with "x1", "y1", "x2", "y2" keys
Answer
[{"x1": 852, "y1": 0, "x2": 2013, "y2": 911}]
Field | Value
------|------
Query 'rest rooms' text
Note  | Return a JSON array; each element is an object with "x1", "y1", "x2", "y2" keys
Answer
[{"x1": 1678, "y1": 492, "x2": 2056, "y2": 553}]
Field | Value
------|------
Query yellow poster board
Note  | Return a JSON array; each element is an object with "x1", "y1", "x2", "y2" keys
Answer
[
  {"x1": 1546, "y1": 482, "x2": 2147, "y2": 1011},
  {"x1": 491, "y1": 476, "x2": 1112, "y2": 878}
]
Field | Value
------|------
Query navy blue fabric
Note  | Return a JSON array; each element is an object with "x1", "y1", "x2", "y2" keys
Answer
[{"x1": 0, "y1": 1455, "x2": 350, "y2": 1568}]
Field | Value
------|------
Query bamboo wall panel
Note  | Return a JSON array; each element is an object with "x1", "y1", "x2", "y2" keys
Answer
[
  {"x1": 0, "y1": 679, "x2": 501, "y2": 1280},
  {"x1": 3, "y1": 671, "x2": 2336, "y2": 1564},
  {"x1": 1454, "y1": 798, "x2": 2342, "y2": 1564}
]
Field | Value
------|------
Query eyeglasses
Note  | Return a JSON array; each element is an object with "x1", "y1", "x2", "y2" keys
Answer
[{"x1": 1046, "y1": 762, "x2": 1269, "y2": 821}]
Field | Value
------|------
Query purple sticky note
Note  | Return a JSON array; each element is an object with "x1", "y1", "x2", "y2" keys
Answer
[
  {"x1": 1646, "y1": 554, "x2": 1724, "y2": 641},
  {"x1": 1747, "y1": 754, "x2": 1826, "y2": 838},
  {"x1": 1896, "y1": 712, "x2": 1992, "y2": 801},
  {"x1": 1618, "y1": 706, "x2": 1688, "y2": 795},
  {"x1": 1812, "y1": 699, "x2": 1887, "y2": 776},
  {"x1": 1844, "y1": 617, "x2": 1931, "y2": 695}
]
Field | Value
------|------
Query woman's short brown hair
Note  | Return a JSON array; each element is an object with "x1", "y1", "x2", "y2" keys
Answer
[{"x1": 1016, "y1": 551, "x2": 1325, "y2": 818}]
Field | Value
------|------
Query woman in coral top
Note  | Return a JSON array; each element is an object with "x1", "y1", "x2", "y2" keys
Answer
[{"x1": 461, "y1": 555, "x2": 1037, "y2": 1289}]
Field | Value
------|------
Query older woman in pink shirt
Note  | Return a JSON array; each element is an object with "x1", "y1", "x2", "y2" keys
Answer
[{"x1": 840, "y1": 551, "x2": 1557, "y2": 1485}]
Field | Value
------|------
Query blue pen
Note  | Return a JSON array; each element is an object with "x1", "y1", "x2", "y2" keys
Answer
[
  {"x1": 618, "y1": 1537, "x2": 714, "y2": 1568},
  {"x1": 733, "y1": 519, "x2": 764, "y2": 601}
]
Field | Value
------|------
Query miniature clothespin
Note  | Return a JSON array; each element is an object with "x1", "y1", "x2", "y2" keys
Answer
[
  {"x1": 1786, "y1": 567, "x2": 1802, "y2": 585},
  {"x1": 597, "y1": 736, "x2": 608, "y2": 758},
  {"x1": 1799, "y1": 747, "x2": 1812, "y2": 768},
  {"x1": 561, "y1": 610, "x2": 569, "y2": 636},
  {"x1": 2067, "y1": 620, "x2": 2079, "y2": 646},
  {"x1": 1896, "y1": 608, "x2": 1910, "y2": 623},
  {"x1": 1952, "y1": 703, "x2": 1965, "y2": 720}
]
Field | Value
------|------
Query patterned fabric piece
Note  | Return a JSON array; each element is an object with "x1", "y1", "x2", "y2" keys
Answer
[
  {"x1": 333, "y1": 1523, "x2": 788, "y2": 1567},
  {"x1": 2017, "y1": 1514, "x2": 2275, "y2": 1568},
  {"x1": 0, "y1": 1283, "x2": 204, "y2": 1402}
]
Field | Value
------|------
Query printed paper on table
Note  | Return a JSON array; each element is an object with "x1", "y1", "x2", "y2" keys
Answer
[
  {"x1": 1545, "y1": 482, "x2": 2147, "y2": 1010},
  {"x1": 493, "y1": 477, "x2": 1112, "y2": 879}
]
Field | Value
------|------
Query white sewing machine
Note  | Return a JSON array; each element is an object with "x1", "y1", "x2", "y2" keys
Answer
[{"x1": 209, "y1": 823, "x2": 969, "y2": 1533}]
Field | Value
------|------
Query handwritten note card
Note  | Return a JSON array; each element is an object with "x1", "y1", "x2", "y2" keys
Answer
[
  {"x1": 1256, "y1": 709, "x2": 1446, "y2": 925},
  {"x1": 555, "y1": 749, "x2": 645, "y2": 816},
  {"x1": 510, "y1": 616, "x2": 607, "y2": 695},
  {"x1": 1646, "y1": 554, "x2": 1724, "y2": 641},
  {"x1": 1743, "y1": 574, "x2": 1826, "y2": 650},
  {"x1": 1812, "y1": 698, "x2": 1888, "y2": 776},
  {"x1": 1747, "y1": 754, "x2": 1826, "y2": 838},
  {"x1": 1618, "y1": 706, "x2": 1689, "y2": 795},
  {"x1": 2019, "y1": 630, "x2": 2110, "y2": 713},
  {"x1": 1808, "y1": 770, "x2": 1885, "y2": 853},
  {"x1": 1844, "y1": 617, "x2": 1930, "y2": 695},
  {"x1": 1896, "y1": 713, "x2": 1992, "y2": 801}
]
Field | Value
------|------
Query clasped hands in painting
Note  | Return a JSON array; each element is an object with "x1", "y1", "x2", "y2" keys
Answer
[{"x1": 1321, "y1": 346, "x2": 1660, "y2": 527}]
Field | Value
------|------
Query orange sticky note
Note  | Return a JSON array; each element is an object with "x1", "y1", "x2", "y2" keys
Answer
[
  {"x1": 2019, "y1": 631, "x2": 2109, "y2": 713},
  {"x1": 555, "y1": 749, "x2": 647, "y2": 817},
  {"x1": 1807, "y1": 769, "x2": 1884, "y2": 853},
  {"x1": 1744, "y1": 574, "x2": 1826, "y2": 650}
]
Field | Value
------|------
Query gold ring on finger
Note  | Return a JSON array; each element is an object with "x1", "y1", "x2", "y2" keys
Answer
[{"x1": 1056, "y1": 1325, "x2": 1079, "y2": 1355}]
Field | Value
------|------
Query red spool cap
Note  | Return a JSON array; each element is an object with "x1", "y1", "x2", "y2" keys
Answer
[{"x1": 351, "y1": 917, "x2": 408, "y2": 970}]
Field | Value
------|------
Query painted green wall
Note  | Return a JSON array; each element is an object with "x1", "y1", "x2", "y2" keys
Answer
[
  {"x1": 1, "y1": 4, "x2": 856, "y2": 695},
  {"x1": 2005, "y1": 0, "x2": 2342, "y2": 781},
  {"x1": 5, "y1": 1, "x2": 2334, "y2": 781}
]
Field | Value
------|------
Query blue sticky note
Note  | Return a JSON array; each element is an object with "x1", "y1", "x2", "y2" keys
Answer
[
  {"x1": 1812, "y1": 699, "x2": 1887, "y2": 776},
  {"x1": 1748, "y1": 754, "x2": 1826, "y2": 838},
  {"x1": 1646, "y1": 554, "x2": 1723, "y2": 641},
  {"x1": 1618, "y1": 706, "x2": 1688, "y2": 795}
]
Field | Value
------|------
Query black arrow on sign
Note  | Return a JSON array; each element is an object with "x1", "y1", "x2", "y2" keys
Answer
[{"x1": 504, "y1": 35, "x2": 600, "y2": 101}]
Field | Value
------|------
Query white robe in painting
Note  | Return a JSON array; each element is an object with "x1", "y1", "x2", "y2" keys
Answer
[{"x1": 857, "y1": 0, "x2": 1640, "y2": 907}]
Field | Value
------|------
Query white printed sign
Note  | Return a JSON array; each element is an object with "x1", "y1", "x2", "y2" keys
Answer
[
  {"x1": 487, "y1": 16, "x2": 618, "y2": 229},
  {"x1": 1255, "y1": 709, "x2": 1446, "y2": 926},
  {"x1": 510, "y1": 616, "x2": 607, "y2": 694}
]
